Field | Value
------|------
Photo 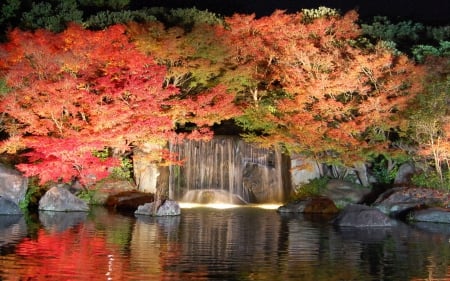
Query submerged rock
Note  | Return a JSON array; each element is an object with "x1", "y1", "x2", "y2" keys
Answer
[
  {"x1": 135, "y1": 200, "x2": 181, "y2": 216},
  {"x1": 277, "y1": 197, "x2": 339, "y2": 214},
  {"x1": 410, "y1": 207, "x2": 450, "y2": 224},
  {"x1": 333, "y1": 204, "x2": 396, "y2": 227},
  {"x1": 373, "y1": 187, "x2": 449, "y2": 217},
  {"x1": 39, "y1": 185, "x2": 89, "y2": 212}
]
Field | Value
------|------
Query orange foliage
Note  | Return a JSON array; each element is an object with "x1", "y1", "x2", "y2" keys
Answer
[{"x1": 225, "y1": 10, "x2": 424, "y2": 162}]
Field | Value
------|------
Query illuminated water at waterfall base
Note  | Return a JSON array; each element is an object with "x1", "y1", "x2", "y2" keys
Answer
[{"x1": 1, "y1": 206, "x2": 448, "y2": 281}]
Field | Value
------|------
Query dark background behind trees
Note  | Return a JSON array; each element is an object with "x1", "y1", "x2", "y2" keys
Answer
[{"x1": 131, "y1": 0, "x2": 450, "y2": 24}]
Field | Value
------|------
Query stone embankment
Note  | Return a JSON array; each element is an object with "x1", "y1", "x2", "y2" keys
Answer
[{"x1": 278, "y1": 179, "x2": 450, "y2": 227}]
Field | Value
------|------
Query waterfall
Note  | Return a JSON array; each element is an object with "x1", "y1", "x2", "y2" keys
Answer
[{"x1": 168, "y1": 136, "x2": 289, "y2": 204}]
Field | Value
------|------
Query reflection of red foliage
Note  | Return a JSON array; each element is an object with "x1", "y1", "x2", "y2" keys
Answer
[{"x1": 15, "y1": 226, "x2": 124, "y2": 280}]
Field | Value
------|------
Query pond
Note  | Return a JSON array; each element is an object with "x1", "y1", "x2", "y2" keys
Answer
[{"x1": 0, "y1": 205, "x2": 449, "y2": 281}]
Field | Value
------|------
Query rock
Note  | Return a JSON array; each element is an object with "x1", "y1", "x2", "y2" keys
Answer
[
  {"x1": 322, "y1": 179, "x2": 372, "y2": 207},
  {"x1": 412, "y1": 221, "x2": 450, "y2": 235},
  {"x1": 39, "y1": 185, "x2": 89, "y2": 212},
  {"x1": 0, "y1": 164, "x2": 28, "y2": 205},
  {"x1": 0, "y1": 197, "x2": 23, "y2": 215},
  {"x1": 105, "y1": 190, "x2": 154, "y2": 211},
  {"x1": 410, "y1": 207, "x2": 450, "y2": 224},
  {"x1": 91, "y1": 179, "x2": 136, "y2": 205},
  {"x1": 290, "y1": 155, "x2": 322, "y2": 186},
  {"x1": 135, "y1": 200, "x2": 181, "y2": 216},
  {"x1": 242, "y1": 159, "x2": 288, "y2": 203},
  {"x1": 333, "y1": 204, "x2": 396, "y2": 227},
  {"x1": 353, "y1": 161, "x2": 371, "y2": 187},
  {"x1": 277, "y1": 197, "x2": 339, "y2": 214},
  {"x1": 393, "y1": 162, "x2": 417, "y2": 185},
  {"x1": 373, "y1": 187, "x2": 449, "y2": 217}
]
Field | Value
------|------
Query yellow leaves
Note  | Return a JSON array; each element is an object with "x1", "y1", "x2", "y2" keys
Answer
[{"x1": 0, "y1": 135, "x2": 25, "y2": 154}]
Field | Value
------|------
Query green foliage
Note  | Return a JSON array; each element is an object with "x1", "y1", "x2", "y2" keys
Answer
[
  {"x1": 292, "y1": 177, "x2": 329, "y2": 200},
  {"x1": 426, "y1": 25, "x2": 450, "y2": 42},
  {"x1": 411, "y1": 170, "x2": 450, "y2": 191},
  {"x1": 19, "y1": 178, "x2": 47, "y2": 210},
  {"x1": 235, "y1": 106, "x2": 278, "y2": 135},
  {"x1": 0, "y1": 0, "x2": 20, "y2": 25},
  {"x1": 93, "y1": 148, "x2": 133, "y2": 181},
  {"x1": 362, "y1": 16, "x2": 450, "y2": 59},
  {"x1": 92, "y1": 148, "x2": 110, "y2": 159},
  {"x1": 412, "y1": 41, "x2": 450, "y2": 62},
  {"x1": 0, "y1": 79, "x2": 11, "y2": 95},
  {"x1": 166, "y1": 7, "x2": 224, "y2": 28},
  {"x1": 79, "y1": 0, "x2": 130, "y2": 10},
  {"x1": 21, "y1": 0, "x2": 83, "y2": 32},
  {"x1": 76, "y1": 188, "x2": 98, "y2": 204},
  {"x1": 362, "y1": 16, "x2": 425, "y2": 43},
  {"x1": 110, "y1": 157, "x2": 133, "y2": 181},
  {"x1": 143, "y1": 7, "x2": 224, "y2": 30},
  {"x1": 301, "y1": 6, "x2": 339, "y2": 23},
  {"x1": 371, "y1": 155, "x2": 400, "y2": 184},
  {"x1": 84, "y1": 10, "x2": 156, "y2": 29},
  {"x1": 406, "y1": 75, "x2": 450, "y2": 185}
]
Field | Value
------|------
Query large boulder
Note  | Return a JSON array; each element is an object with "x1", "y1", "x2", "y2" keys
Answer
[
  {"x1": 91, "y1": 179, "x2": 136, "y2": 205},
  {"x1": 290, "y1": 155, "x2": 322, "y2": 186},
  {"x1": 333, "y1": 204, "x2": 396, "y2": 227},
  {"x1": 105, "y1": 190, "x2": 154, "y2": 212},
  {"x1": 0, "y1": 164, "x2": 28, "y2": 205},
  {"x1": 135, "y1": 200, "x2": 181, "y2": 216},
  {"x1": 277, "y1": 197, "x2": 339, "y2": 214},
  {"x1": 409, "y1": 207, "x2": 450, "y2": 224},
  {"x1": 373, "y1": 187, "x2": 449, "y2": 217},
  {"x1": 393, "y1": 162, "x2": 417, "y2": 185},
  {"x1": 322, "y1": 179, "x2": 372, "y2": 207},
  {"x1": 39, "y1": 185, "x2": 89, "y2": 212},
  {"x1": 0, "y1": 197, "x2": 23, "y2": 215}
]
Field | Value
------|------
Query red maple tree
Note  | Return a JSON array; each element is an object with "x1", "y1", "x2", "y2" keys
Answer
[{"x1": 0, "y1": 23, "x2": 239, "y2": 185}]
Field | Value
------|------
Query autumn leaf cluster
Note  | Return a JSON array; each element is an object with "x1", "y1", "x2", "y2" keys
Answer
[{"x1": 0, "y1": 8, "x2": 447, "y2": 186}]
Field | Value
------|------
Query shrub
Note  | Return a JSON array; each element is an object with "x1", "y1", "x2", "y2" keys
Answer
[
  {"x1": 292, "y1": 177, "x2": 329, "y2": 200},
  {"x1": 411, "y1": 170, "x2": 450, "y2": 192}
]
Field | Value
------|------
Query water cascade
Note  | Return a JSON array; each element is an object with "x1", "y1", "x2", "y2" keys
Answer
[{"x1": 168, "y1": 136, "x2": 290, "y2": 204}]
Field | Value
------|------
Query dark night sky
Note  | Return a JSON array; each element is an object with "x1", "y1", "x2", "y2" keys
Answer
[{"x1": 135, "y1": 0, "x2": 450, "y2": 24}]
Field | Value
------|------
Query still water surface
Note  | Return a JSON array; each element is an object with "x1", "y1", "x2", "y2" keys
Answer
[{"x1": 0, "y1": 206, "x2": 449, "y2": 281}]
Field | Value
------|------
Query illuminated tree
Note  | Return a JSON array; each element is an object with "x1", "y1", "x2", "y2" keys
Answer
[
  {"x1": 224, "y1": 9, "x2": 423, "y2": 164},
  {"x1": 407, "y1": 57, "x2": 450, "y2": 187},
  {"x1": 0, "y1": 23, "x2": 239, "y2": 185}
]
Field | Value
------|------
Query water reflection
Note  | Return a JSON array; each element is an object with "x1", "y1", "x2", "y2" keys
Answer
[
  {"x1": 39, "y1": 211, "x2": 87, "y2": 232},
  {"x1": 0, "y1": 215, "x2": 27, "y2": 250},
  {"x1": 0, "y1": 207, "x2": 448, "y2": 281}
]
